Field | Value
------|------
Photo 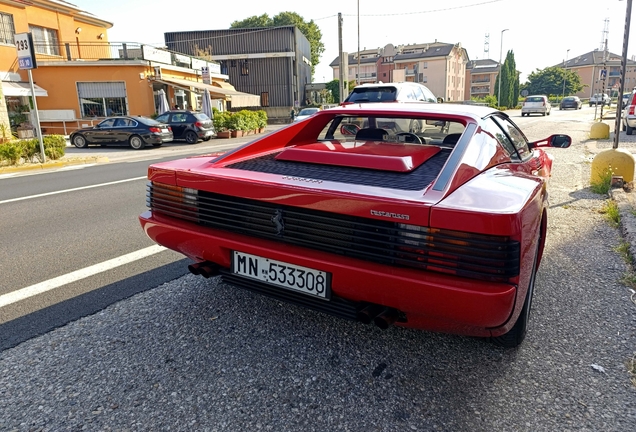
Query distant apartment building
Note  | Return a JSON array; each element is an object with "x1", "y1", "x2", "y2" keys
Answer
[
  {"x1": 464, "y1": 59, "x2": 500, "y2": 99},
  {"x1": 556, "y1": 49, "x2": 636, "y2": 99},
  {"x1": 164, "y1": 26, "x2": 312, "y2": 119},
  {"x1": 0, "y1": 0, "x2": 256, "y2": 136},
  {"x1": 330, "y1": 41, "x2": 469, "y2": 102}
]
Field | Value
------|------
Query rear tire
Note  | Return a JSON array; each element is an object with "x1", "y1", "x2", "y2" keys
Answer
[
  {"x1": 492, "y1": 231, "x2": 541, "y2": 348},
  {"x1": 627, "y1": 124, "x2": 634, "y2": 136},
  {"x1": 129, "y1": 135, "x2": 144, "y2": 150},
  {"x1": 72, "y1": 134, "x2": 88, "y2": 148},
  {"x1": 185, "y1": 131, "x2": 198, "y2": 144}
]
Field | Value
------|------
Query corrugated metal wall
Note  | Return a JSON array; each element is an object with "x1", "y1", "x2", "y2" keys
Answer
[{"x1": 164, "y1": 26, "x2": 312, "y2": 109}]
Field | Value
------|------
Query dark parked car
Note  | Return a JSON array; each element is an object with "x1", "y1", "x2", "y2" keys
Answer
[
  {"x1": 154, "y1": 110, "x2": 215, "y2": 144},
  {"x1": 70, "y1": 116, "x2": 173, "y2": 150},
  {"x1": 559, "y1": 96, "x2": 582, "y2": 110}
]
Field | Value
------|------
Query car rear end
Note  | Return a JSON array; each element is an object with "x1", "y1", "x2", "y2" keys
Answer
[
  {"x1": 141, "y1": 118, "x2": 173, "y2": 144},
  {"x1": 191, "y1": 113, "x2": 215, "y2": 139},
  {"x1": 522, "y1": 96, "x2": 549, "y2": 116},
  {"x1": 623, "y1": 92, "x2": 636, "y2": 134},
  {"x1": 139, "y1": 105, "x2": 541, "y2": 339}
]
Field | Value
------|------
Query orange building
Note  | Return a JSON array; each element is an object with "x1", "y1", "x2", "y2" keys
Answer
[{"x1": 1, "y1": 0, "x2": 258, "y2": 136}]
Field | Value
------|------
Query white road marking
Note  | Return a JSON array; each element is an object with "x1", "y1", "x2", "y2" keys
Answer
[
  {"x1": 0, "y1": 176, "x2": 147, "y2": 205},
  {"x1": 0, "y1": 245, "x2": 167, "y2": 308}
]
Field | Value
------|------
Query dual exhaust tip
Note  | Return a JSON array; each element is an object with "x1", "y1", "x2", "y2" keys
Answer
[
  {"x1": 357, "y1": 304, "x2": 399, "y2": 330},
  {"x1": 188, "y1": 261, "x2": 219, "y2": 279},
  {"x1": 189, "y1": 261, "x2": 399, "y2": 329}
]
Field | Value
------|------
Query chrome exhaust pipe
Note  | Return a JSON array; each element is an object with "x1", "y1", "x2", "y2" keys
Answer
[{"x1": 374, "y1": 307, "x2": 398, "y2": 330}]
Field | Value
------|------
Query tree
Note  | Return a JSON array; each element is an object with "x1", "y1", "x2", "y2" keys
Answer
[
  {"x1": 325, "y1": 79, "x2": 356, "y2": 103},
  {"x1": 494, "y1": 50, "x2": 520, "y2": 109},
  {"x1": 231, "y1": 12, "x2": 325, "y2": 78},
  {"x1": 522, "y1": 66, "x2": 584, "y2": 98}
]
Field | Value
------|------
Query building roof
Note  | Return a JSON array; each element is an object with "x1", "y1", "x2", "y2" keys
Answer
[
  {"x1": 466, "y1": 59, "x2": 500, "y2": 73},
  {"x1": 330, "y1": 42, "x2": 462, "y2": 67},
  {"x1": 558, "y1": 49, "x2": 636, "y2": 68}
]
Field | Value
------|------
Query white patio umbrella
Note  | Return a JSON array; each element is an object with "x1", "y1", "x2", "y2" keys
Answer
[
  {"x1": 201, "y1": 88, "x2": 214, "y2": 119},
  {"x1": 157, "y1": 89, "x2": 170, "y2": 115}
]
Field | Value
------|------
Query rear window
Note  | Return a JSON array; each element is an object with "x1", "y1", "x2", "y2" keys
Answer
[
  {"x1": 137, "y1": 117, "x2": 161, "y2": 126},
  {"x1": 346, "y1": 87, "x2": 397, "y2": 103},
  {"x1": 526, "y1": 96, "x2": 544, "y2": 102},
  {"x1": 194, "y1": 113, "x2": 211, "y2": 121}
]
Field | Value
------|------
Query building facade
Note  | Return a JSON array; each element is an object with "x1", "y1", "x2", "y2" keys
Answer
[
  {"x1": 164, "y1": 26, "x2": 312, "y2": 120},
  {"x1": 464, "y1": 59, "x2": 500, "y2": 99},
  {"x1": 330, "y1": 42, "x2": 469, "y2": 102},
  {"x1": 0, "y1": 0, "x2": 257, "y2": 136},
  {"x1": 557, "y1": 50, "x2": 636, "y2": 99}
]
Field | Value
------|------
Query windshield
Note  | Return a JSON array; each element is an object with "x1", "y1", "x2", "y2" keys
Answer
[{"x1": 298, "y1": 108, "x2": 319, "y2": 116}]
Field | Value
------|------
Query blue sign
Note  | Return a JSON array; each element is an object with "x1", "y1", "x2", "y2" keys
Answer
[{"x1": 18, "y1": 57, "x2": 34, "y2": 69}]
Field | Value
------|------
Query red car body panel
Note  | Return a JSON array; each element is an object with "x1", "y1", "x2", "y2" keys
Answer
[{"x1": 139, "y1": 103, "x2": 568, "y2": 341}]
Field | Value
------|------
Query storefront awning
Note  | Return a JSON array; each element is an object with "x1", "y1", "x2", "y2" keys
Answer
[
  {"x1": 2, "y1": 81, "x2": 48, "y2": 97},
  {"x1": 156, "y1": 76, "x2": 260, "y2": 108}
]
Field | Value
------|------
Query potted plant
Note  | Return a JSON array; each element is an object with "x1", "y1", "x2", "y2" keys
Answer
[
  {"x1": 228, "y1": 112, "x2": 246, "y2": 138},
  {"x1": 213, "y1": 111, "x2": 231, "y2": 138},
  {"x1": 256, "y1": 110, "x2": 268, "y2": 133}
]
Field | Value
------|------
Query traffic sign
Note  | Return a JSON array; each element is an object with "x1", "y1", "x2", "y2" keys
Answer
[{"x1": 14, "y1": 32, "x2": 37, "y2": 70}]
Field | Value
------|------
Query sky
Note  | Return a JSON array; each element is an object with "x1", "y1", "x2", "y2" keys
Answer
[{"x1": 70, "y1": 0, "x2": 634, "y2": 83}]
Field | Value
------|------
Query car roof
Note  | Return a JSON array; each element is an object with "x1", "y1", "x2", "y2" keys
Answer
[{"x1": 323, "y1": 101, "x2": 498, "y2": 120}]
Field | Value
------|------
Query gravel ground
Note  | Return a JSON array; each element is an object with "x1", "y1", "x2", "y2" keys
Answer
[{"x1": 1, "y1": 114, "x2": 635, "y2": 431}]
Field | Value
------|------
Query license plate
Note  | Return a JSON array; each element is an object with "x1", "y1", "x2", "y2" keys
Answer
[
  {"x1": 232, "y1": 251, "x2": 330, "y2": 299},
  {"x1": 161, "y1": 128, "x2": 169, "y2": 133},
  {"x1": 205, "y1": 130, "x2": 214, "y2": 136}
]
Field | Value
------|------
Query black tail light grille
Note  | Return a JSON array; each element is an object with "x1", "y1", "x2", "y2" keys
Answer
[{"x1": 147, "y1": 183, "x2": 520, "y2": 282}]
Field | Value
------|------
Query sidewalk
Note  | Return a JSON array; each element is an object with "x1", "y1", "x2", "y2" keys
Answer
[{"x1": 0, "y1": 124, "x2": 285, "y2": 175}]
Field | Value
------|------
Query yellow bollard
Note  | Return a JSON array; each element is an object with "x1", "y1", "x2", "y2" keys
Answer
[
  {"x1": 591, "y1": 148, "x2": 635, "y2": 184},
  {"x1": 590, "y1": 122, "x2": 610, "y2": 139}
]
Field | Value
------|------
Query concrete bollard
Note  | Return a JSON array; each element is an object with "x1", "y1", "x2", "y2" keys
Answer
[
  {"x1": 590, "y1": 122, "x2": 610, "y2": 139},
  {"x1": 591, "y1": 148, "x2": 635, "y2": 184}
]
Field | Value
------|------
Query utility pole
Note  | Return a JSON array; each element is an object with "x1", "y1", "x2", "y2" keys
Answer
[
  {"x1": 338, "y1": 13, "x2": 344, "y2": 103},
  {"x1": 357, "y1": 0, "x2": 360, "y2": 85},
  {"x1": 561, "y1": 49, "x2": 570, "y2": 102},
  {"x1": 614, "y1": 0, "x2": 632, "y2": 149}
]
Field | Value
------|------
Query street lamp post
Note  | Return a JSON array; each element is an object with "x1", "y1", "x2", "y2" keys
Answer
[
  {"x1": 498, "y1": 29, "x2": 509, "y2": 108},
  {"x1": 561, "y1": 48, "x2": 570, "y2": 102}
]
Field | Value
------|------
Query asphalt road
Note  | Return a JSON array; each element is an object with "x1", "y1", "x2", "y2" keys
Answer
[{"x1": 0, "y1": 109, "x2": 634, "y2": 431}]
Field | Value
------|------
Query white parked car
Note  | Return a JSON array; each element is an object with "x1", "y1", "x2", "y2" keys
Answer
[
  {"x1": 589, "y1": 93, "x2": 610, "y2": 107},
  {"x1": 294, "y1": 107, "x2": 321, "y2": 122},
  {"x1": 521, "y1": 95, "x2": 551, "y2": 117}
]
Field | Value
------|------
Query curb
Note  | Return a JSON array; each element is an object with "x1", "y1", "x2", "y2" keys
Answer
[
  {"x1": 0, "y1": 156, "x2": 109, "y2": 174},
  {"x1": 610, "y1": 187, "x2": 636, "y2": 264}
]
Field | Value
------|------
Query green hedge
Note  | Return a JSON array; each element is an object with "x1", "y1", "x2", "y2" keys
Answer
[
  {"x1": 0, "y1": 135, "x2": 66, "y2": 165},
  {"x1": 214, "y1": 109, "x2": 268, "y2": 132}
]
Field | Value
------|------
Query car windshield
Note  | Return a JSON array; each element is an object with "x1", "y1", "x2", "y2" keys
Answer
[
  {"x1": 318, "y1": 114, "x2": 465, "y2": 146},
  {"x1": 298, "y1": 108, "x2": 319, "y2": 116},
  {"x1": 564, "y1": 97, "x2": 575, "y2": 101}
]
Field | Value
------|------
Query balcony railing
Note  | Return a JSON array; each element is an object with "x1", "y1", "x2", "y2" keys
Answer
[
  {"x1": 471, "y1": 87, "x2": 490, "y2": 94},
  {"x1": 472, "y1": 78, "x2": 491, "y2": 83},
  {"x1": 31, "y1": 41, "x2": 218, "y2": 71}
]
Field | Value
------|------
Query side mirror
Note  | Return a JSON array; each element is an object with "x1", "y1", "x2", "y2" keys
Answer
[
  {"x1": 437, "y1": 97, "x2": 444, "y2": 103},
  {"x1": 529, "y1": 134, "x2": 572, "y2": 149}
]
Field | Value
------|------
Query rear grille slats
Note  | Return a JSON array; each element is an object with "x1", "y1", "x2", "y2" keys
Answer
[{"x1": 148, "y1": 183, "x2": 520, "y2": 282}]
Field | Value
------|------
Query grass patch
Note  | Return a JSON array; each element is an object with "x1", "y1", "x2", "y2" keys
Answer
[
  {"x1": 598, "y1": 200, "x2": 621, "y2": 227},
  {"x1": 614, "y1": 242, "x2": 633, "y2": 265},
  {"x1": 620, "y1": 272, "x2": 636, "y2": 288},
  {"x1": 590, "y1": 168, "x2": 614, "y2": 195}
]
